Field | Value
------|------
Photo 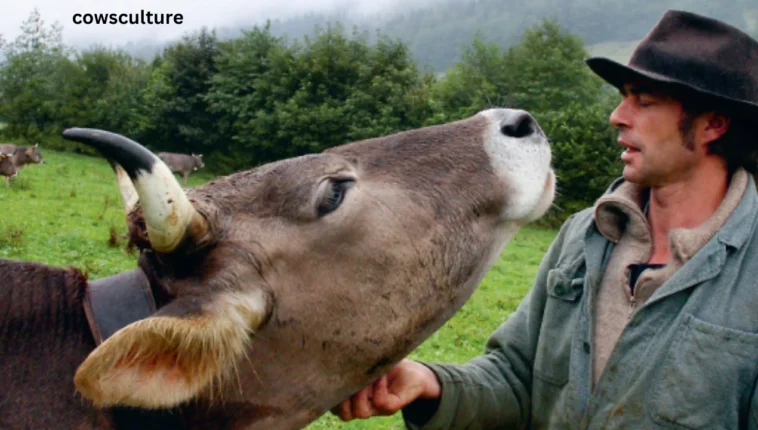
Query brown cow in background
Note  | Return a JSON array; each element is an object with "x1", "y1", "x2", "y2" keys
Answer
[
  {"x1": 0, "y1": 143, "x2": 44, "y2": 187},
  {"x1": 156, "y1": 151, "x2": 204, "y2": 183},
  {"x1": 0, "y1": 151, "x2": 17, "y2": 187},
  {"x1": 15, "y1": 143, "x2": 45, "y2": 168},
  {"x1": 0, "y1": 108, "x2": 555, "y2": 429}
]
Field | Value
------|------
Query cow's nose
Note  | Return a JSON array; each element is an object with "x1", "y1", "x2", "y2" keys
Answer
[{"x1": 500, "y1": 111, "x2": 544, "y2": 139}]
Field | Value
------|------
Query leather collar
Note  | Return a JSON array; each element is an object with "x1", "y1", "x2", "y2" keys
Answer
[{"x1": 83, "y1": 268, "x2": 156, "y2": 345}]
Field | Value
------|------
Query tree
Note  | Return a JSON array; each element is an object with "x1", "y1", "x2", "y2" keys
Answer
[
  {"x1": 0, "y1": 9, "x2": 73, "y2": 143},
  {"x1": 502, "y1": 18, "x2": 602, "y2": 113},
  {"x1": 87, "y1": 50, "x2": 152, "y2": 136},
  {"x1": 204, "y1": 22, "x2": 296, "y2": 171},
  {"x1": 136, "y1": 27, "x2": 220, "y2": 156},
  {"x1": 206, "y1": 22, "x2": 431, "y2": 172},
  {"x1": 428, "y1": 33, "x2": 509, "y2": 122}
]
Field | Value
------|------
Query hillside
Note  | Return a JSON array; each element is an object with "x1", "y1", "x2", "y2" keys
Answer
[
  {"x1": 266, "y1": 0, "x2": 758, "y2": 71},
  {"x1": 375, "y1": 0, "x2": 757, "y2": 70}
]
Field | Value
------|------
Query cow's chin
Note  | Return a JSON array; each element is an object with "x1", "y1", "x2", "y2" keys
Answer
[
  {"x1": 524, "y1": 169, "x2": 556, "y2": 222},
  {"x1": 500, "y1": 168, "x2": 556, "y2": 224}
]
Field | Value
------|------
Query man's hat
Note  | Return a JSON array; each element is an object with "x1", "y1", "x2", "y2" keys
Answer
[{"x1": 585, "y1": 10, "x2": 758, "y2": 119}]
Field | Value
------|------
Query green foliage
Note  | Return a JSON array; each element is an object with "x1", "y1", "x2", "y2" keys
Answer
[
  {"x1": 206, "y1": 22, "x2": 431, "y2": 172},
  {"x1": 77, "y1": 47, "x2": 151, "y2": 135},
  {"x1": 502, "y1": 19, "x2": 601, "y2": 112},
  {"x1": 135, "y1": 27, "x2": 221, "y2": 157},
  {"x1": 0, "y1": 9, "x2": 73, "y2": 143},
  {"x1": 0, "y1": 10, "x2": 152, "y2": 153},
  {"x1": 203, "y1": 23, "x2": 297, "y2": 171},
  {"x1": 427, "y1": 34, "x2": 508, "y2": 121}
]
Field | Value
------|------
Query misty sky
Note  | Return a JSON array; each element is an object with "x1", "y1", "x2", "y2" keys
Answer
[{"x1": 1, "y1": 0, "x2": 430, "y2": 49}]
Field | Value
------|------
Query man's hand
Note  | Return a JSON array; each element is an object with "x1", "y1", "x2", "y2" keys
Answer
[{"x1": 332, "y1": 359, "x2": 442, "y2": 421}]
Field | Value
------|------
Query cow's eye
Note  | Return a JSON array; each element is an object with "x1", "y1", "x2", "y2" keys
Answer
[{"x1": 317, "y1": 178, "x2": 354, "y2": 217}]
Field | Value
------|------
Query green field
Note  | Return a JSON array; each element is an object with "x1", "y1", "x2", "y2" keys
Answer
[
  {"x1": 0, "y1": 148, "x2": 558, "y2": 429},
  {"x1": 0, "y1": 149, "x2": 215, "y2": 275}
]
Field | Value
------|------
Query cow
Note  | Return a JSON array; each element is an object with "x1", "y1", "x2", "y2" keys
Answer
[
  {"x1": 0, "y1": 151, "x2": 18, "y2": 187},
  {"x1": 0, "y1": 142, "x2": 44, "y2": 169},
  {"x1": 156, "y1": 151, "x2": 204, "y2": 184},
  {"x1": 0, "y1": 108, "x2": 555, "y2": 430}
]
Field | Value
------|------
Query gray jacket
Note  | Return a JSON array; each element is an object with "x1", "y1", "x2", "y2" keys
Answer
[{"x1": 406, "y1": 174, "x2": 758, "y2": 429}]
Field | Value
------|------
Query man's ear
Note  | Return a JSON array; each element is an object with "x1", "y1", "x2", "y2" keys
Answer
[
  {"x1": 703, "y1": 111, "x2": 731, "y2": 143},
  {"x1": 74, "y1": 289, "x2": 271, "y2": 409}
]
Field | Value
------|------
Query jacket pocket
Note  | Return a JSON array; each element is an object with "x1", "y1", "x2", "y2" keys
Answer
[
  {"x1": 649, "y1": 313, "x2": 758, "y2": 429},
  {"x1": 533, "y1": 267, "x2": 584, "y2": 386}
]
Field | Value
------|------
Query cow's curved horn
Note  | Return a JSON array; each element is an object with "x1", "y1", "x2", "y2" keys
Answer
[
  {"x1": 108, "y1": 160, "x2": 139, "y2": 215},
  {"x1": 61, "y1": 128, "x2": 208, "y2": 253}
]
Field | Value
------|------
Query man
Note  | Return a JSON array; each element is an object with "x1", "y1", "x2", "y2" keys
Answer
[{"x1": 333, "y1": 10, "x2": 758, "y2": 429}]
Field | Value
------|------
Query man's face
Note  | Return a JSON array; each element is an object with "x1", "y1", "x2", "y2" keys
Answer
[{"x1": 609, "y1": 81, "x2": 703, "y2": 186}]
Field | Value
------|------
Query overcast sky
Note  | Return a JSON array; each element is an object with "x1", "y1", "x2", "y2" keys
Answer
[{"x1": 1, "y1": 0, "x2": 428, "y2": 49}]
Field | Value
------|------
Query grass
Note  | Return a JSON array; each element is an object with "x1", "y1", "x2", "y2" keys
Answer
[
  {"x1": 0, "y1": 148, "x2": 559, "y2": 429},
  {"x1": 0, "y1": 149, "x2": 214, "y2": 277}
]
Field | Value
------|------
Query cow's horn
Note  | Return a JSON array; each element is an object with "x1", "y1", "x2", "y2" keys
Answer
[
  {"x1": 61, "y1": 128, "x2": 208, "y2": 253},
  {"x1": 107, "y1": 160, "x2": 139, "y2": 215}
]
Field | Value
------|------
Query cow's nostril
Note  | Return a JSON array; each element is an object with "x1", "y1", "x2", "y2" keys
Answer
[{"x1": 501, "y1": 112, "x2": 537, "y2": 139}]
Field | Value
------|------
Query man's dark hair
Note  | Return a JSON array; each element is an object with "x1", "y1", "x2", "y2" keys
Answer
[{"x1": 674, "y1": 86, "x2": 758, "y2": 174}]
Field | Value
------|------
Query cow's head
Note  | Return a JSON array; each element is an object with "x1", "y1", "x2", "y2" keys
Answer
[
  {"x1": 191, "y1": 153, "x2": 204, "y2": 170},
  {"x1": 62, "y1": 109, "x2": 554, "y2": 424},
  {"x1": 27, "y1": 143, "x2": 44, "y2": 164}
]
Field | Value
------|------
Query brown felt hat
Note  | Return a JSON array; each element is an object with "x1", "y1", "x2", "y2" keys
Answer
[{"x1": 585, "y1": 10, "x2": 758, "y2": 119}]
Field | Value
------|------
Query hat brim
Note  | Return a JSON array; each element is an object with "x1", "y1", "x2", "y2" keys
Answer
[{"x1": 585, "y1": 56, "x2": 758, "y2": 120}]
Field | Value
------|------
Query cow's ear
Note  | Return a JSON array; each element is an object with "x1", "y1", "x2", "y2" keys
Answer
[{"x1": 74, "y1": 290, "x2": 271, "y2": 408}]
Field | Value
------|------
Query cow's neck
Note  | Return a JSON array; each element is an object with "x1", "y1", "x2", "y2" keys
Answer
[{"x1": 0, "y1": 260, "x2": 106, "y2": 428}]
